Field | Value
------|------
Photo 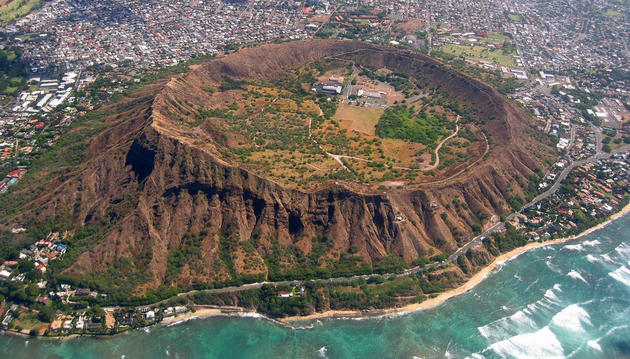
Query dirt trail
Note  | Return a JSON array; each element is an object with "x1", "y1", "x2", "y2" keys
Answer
[
  {"x1": 310, "y1": 108, "x2": 462, "y2": 173},
  {"x1": 421, "y1": 116, "x2": 460, "y2": 171}
]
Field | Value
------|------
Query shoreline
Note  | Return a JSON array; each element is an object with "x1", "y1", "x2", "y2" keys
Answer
[
  {"x1": 279, "y1": 201, "x2": 630, "y2": 323},
  {"x1": 7, "y1": 202, "x2": 630, "y2": 336},
  {"x1": 159, "y1": 307, "x2": 225, "y2": 326}
]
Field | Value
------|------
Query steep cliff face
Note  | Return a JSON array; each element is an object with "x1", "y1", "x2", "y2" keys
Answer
[{"x1": 2, "y1": 40, "x2": 555, "y2": 294}]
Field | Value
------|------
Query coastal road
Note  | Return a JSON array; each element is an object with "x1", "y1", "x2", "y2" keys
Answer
[
  {"x1": 150, "y1": 145, "x2": 630, "y2": 305},
  {"x1": 523, "y1": 142, "x2": 629, "y2": 211}
]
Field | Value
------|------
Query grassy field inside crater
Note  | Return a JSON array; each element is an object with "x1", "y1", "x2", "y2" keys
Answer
[{"x1": 192, "y1": 60, "x2": 485, "y2": 190}]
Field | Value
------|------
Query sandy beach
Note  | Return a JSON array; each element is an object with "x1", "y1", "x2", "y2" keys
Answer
[
  {"x1": 280, "y1": 201, "x2": 630, "y2": 323},
  {"x1": 159, "y1": 307, "x2": 226, "y2": 325},
  {"x1": 72, "y1": 202, "x2": 628, "y2": 329}
]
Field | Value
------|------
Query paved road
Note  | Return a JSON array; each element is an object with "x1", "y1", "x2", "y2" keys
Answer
[
  {"x1": 150, "y1": 141, "x2": 630, "y2": 303},
  {"x1": 523, "y1": 142, "x2": 628, "y2": 212}
]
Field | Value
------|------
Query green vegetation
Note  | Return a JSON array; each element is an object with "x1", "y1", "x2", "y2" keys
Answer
[
  {"x1": 440, "y1": 44, "x2": 518, "y2": 67},
  {"x1": 0, "y1": 48, "x2": 27, "y2": 95},
  {"x1": 602, "y1": 10, "x2": 624, "y2": 18},
  {"x1": 166, "y1": 231, "x2": 206, "y2": 279},
  {"x1": 375, "y1": 106, "x2": 451, "y2": 146},
  {"x1": 431, "y1": 51, "x2": 522, "y2": 94},
  {"x1": 489, "y1": 223, "x2": 527, "y2": 252},
  {"x1": 358, "y1": 69, "x2": 419, "y2": 97},
  {"x1": 0, "y1": 0, "x2": 40, "y2": 25},
  {"x1": 190, "y1": 267, "x2": 459, "y2": 318},
  {"x1": 219, "y1": 77, "x2": 247, "y2": 91},
  {"x1": 506, "y1": 13, "x2": 522, "y2": 22}
]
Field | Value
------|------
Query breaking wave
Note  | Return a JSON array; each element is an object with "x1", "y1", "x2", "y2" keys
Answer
[
  {"x1": 567, "y1": 270, "x2": 589, "y2": 284},
  {"x1": 549, "y1": 304, "x2": 592, "y2": 334},
  {"x1": 477, "y1": 285, "x2": 563, "y2": 343},
  {"x1": 608, "y1": 265, "x2": 630, "y2": 287},
  {"x1": 484, "y1": 326, "x2": 565, "y2": 359},
  {"x1": 587, "y1": 339, "x2": 602, "y2": 352},
  {"x1": 614, "y1": 242, "x2": 630, "y2": 258},
  {"x1": 564, "y1": 239, "x2": 600, "y2": 252}
]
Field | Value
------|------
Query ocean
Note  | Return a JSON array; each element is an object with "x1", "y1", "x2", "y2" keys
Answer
[{"x1": 1, "y1": 213, "x2": 629, "y2": 359}]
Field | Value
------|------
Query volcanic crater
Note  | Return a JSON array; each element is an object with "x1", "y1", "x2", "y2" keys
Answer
[{"x1": 3, "y1": 40, "x2": 556, "y2": 293}]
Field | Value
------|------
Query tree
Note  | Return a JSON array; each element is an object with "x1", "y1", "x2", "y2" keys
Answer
[
  {"x1": 573, "y1": 208, "x2": 587, "y2": 224},
  {"x1": 17, "y1": 260, "x2": 34, "y2": 273},
  {"x1": 38, "y1": 307, "x2": 55, "y2": 323},
  {"x1": 88, "y1": 304, "x2": 105, "y2": 318},
  {"x1": 457, "y1": 255, "x2": 470, "y2": 274}
]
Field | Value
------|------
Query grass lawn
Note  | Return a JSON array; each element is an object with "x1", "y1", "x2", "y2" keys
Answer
[
  {"x1": 440, "y1": 43, "x2": 518, "y2": 67},
  {"x1": 0, "y1": 0, "x2": 40, "y2": 25},
  {"x1": 11, "y1": 312, "x2": 49, "y2": 334},
  {"x1": 334, "y1": 103, "x2": 384, "y2": 136},
  {"x1": 3, "y1": 86, "x2": 18, "y2": 95},
  {"x1": 507, "y1": 13, "x2": 522, "y2": 22},
  {"x1": 353, "y1": 19, "x2": 370, "y2": 25},
  {"x1": 488, "y1": 33, "x2": 509, "y2": 40},
  {"x1": 602, "y1": 10, "x2": 624, "y2": 18}
]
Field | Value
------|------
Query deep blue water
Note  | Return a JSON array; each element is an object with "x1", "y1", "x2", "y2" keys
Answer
[{"x1": 1, "y1": 214, "x2": 630, "y2": 359}]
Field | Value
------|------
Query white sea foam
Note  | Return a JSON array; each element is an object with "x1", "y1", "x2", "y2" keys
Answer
[
  {"x1": 587, "y1": 340, "x2": 602, "y2": 352},
  {"x1": 229, "y1": 312, "x2": 264, "y2": 318},
  {"x1": 567, "y1": 270, "x2": 589, "y2": 284},
  {"x1": 478, "y1": 285, "x2": 565, "y2": 344},
  {"x1": 524, "y1": 278, "x2": 539, "y2": 292},
  {"x1": 478, "y1": 309, "x2": 539, "y2": 342},
  {"x1": 615, "y1": 242, "x2": 630, "y2": 252},
  {"x1": 564, "y1": 244, "x2": 585, "y2": 251},
  {"x1": 564, "y1": 239, "x2": 600, "y2": 252},
  {"x1": 317, "y1": 346, "x2": 328, "y2": 358},
  {"x1": 615, "y1": 242, "x2": 630, "y2": 259},
  {"x1": 546, "y1": 260, "x2": 562, "y2": 274},
  {"x1": 485, "y1": 326, "x2": 565, "y2": 359},
  {"x1": 603, "y1": 324, "x2": 630, "y2": 337},
  {"x1": 586, "y1": 254, "x2": 600, "y2": 263},
  {"x1": 601, "y1": 253, "x2": 614, "y2": 262},
  {"x1": 550, "y1": 304, "x2": 592, "y2": 334},
  {"x1": 609, "y1": 265, "x2": 630, "y2": 287},
  {"x1": 544, "y1": 288, "x2": 561, "y2": 302},
  {"x1": 583, "y1": 239, "x2": 600, "y2": 247}
]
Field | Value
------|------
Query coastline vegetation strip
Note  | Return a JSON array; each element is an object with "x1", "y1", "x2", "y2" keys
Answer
[
  {"x1": 1, "y1": 145, "x2": 627, "y2": 337},
  {"x1": 40, "y1": 201, "x2": 627, "y2": 335},
  {"x1": 278, "y1": 201, "x2": 630, "y2": 322},
  {"x1": 126, "y1": 201, "x2": 630, "y2": 330},
  {"x1": 120, "y1": 193, "x2": 630, "y2": 324}
]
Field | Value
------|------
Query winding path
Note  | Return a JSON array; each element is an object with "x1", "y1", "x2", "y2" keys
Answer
[
  {"x1": 421, "y1": 116, "x2": 460, "y2": 171},
  {"x1": 309, "y1": 108, "x2": 462, "y2": 172}
]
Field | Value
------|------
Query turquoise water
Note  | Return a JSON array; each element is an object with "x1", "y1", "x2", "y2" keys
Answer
[{"x1": 2, "y1": 214, "x2": 630, "y2": 359}]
